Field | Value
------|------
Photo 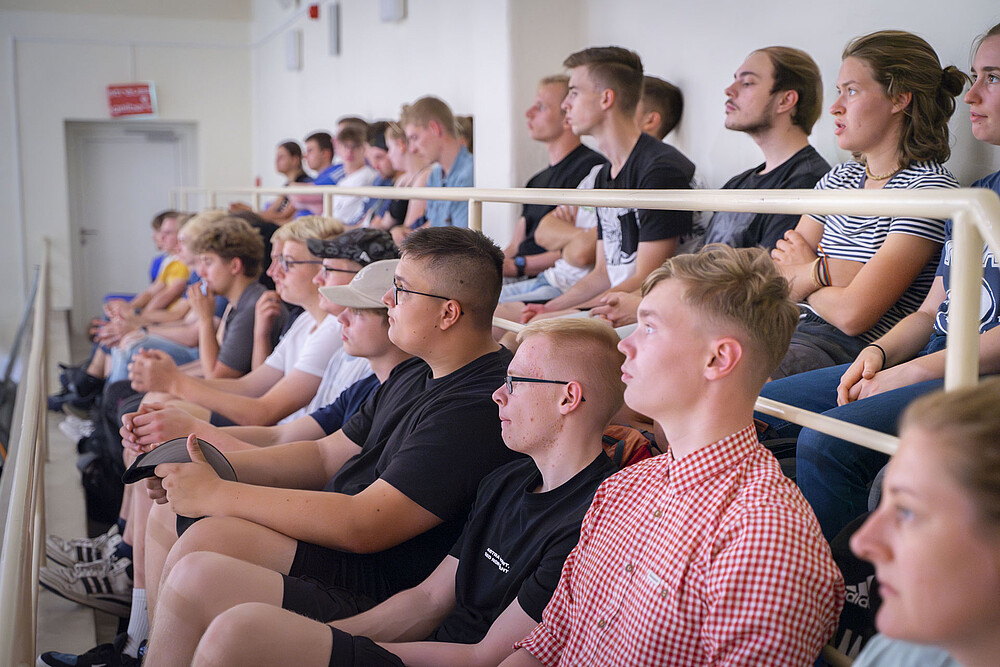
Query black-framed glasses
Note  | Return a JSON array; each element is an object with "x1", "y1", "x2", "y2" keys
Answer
[
  {"x1": 322, "y1": 265, "x2": 359, "y2": 275},
  {"x1": 504, "y1": 375, "x2": 584, "y2": 400},
  {"x1": 392, "y1": 282, "x2": 462, "y2": 314},
  {"x1": 278, "y1": 256, "x2": 324, "y2": 272}
]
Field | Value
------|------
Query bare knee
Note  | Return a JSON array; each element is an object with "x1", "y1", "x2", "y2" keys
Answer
[
  {"x1": 195, "y1": 603, "x2": 275, "y2": 664},
  {"x1": 163, "y1": 551, "x2": 233, "y2": 603}
]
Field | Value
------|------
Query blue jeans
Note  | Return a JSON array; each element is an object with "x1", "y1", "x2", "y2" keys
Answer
[
  {"x1": 498, "y1": 274, "x2": 563, "y2": 303},
  {"x1": 109, "y1": 335, "x2": 198, "y2": 383},
  {"x1": 756, "y1": 364, "x2": 943, "y2": 541}
]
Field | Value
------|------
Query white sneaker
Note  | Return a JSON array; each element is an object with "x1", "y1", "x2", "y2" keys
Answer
[
  {"x1": 58, "y1": 415, "x2": 95, "y2": 442},
  {"x1": 46, "y1": 524, "x2": 121, "y2": 568},
  {"x1": 38, "y1": 556, "x2": 132, "y2": 617}
]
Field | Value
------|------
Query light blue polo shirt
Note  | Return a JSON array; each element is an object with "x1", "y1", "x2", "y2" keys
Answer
[{"x1": 425, "y1": 145, "x2": 473, "y2": 227}]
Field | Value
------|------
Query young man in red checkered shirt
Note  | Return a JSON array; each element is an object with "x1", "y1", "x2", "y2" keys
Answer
[{"x1": 505, "y1": 245, "x2": 845, "y2": 666}]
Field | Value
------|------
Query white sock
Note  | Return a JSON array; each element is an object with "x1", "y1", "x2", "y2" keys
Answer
[{"x1": 122, "y1": 588, "x2": 148, "y2": 657}]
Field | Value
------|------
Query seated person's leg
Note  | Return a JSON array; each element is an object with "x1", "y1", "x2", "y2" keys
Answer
[
  {"x1": 110, "y1": 335, "x2": 198, "y2": 384},
  {"x1": 193, "y1": 603, "x2": 337, "y2": 667},
  {"x1": 797, "y1": 378, "x2": 944, "y2": 541},
  {"x1": 146, "y1": 506, "x2": 298, "y2": 618},
  {"x1": 755, "y1": 364, "x2": 848, "y2": 440},
  {"x1": 148, "y1": 553, "x2": 287, "y2": 666},
  {"x1": 497, "y1": 275, "x2": 561, "y2": 304}
]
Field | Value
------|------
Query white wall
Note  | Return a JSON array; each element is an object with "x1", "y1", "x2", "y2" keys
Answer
[{"x1": 0, "y1": 8, "x2": 252, "y2": 348}]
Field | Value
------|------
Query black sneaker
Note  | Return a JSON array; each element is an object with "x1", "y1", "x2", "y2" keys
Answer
[{"x1": 37, "y1": 632, "x2": 140, "y2": 667}]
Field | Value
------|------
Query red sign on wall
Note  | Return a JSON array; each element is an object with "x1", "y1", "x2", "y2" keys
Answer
[{"x1": 107, "y1": 82, "x2": 157, "y2": 118}]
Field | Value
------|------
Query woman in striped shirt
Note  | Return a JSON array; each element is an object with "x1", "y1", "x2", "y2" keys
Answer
[{"x1": 770, "y1": 30, "x2": 966, "y2": 379}]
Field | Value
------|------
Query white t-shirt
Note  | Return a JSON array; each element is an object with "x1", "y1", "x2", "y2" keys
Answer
[
  {"x1": 542, "y1": 165, "x2": 602, "y2": 292},
  {"x1": 264, "y1": 312, "x2": 342, "y2": 379},
  {"x1": 302, "y1": 349, "x2": 373, "y2": 417},
  {"x1": 334, "y1": 166, "x2": 378, "y2": 225}
]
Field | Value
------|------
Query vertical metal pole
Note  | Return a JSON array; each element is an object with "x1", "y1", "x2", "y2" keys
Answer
[
  {"x1": 208, "y1": 191, "x2": 218, "y2": 209},
  {"x1": 468, "y1": 199, "x2": 482, "y2": 232},
  {"x1": 944, "y1": 209, "x2": 983, "y2": 390},
  {"x1": 323, "y1": 192, "x2": 333, "y2": 217},
  {"x1": 252, "y1": 192, "x2": 261, "y2": 210}
]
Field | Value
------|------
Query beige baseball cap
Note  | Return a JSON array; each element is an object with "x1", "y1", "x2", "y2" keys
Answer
[{"x1": 319, "y1": 259, "x2": 398, "y2": 309}]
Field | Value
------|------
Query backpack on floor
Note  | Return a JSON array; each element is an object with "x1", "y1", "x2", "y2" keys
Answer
[{"x1": 602, "y1": 424, "x2": 662, "y2": 469}]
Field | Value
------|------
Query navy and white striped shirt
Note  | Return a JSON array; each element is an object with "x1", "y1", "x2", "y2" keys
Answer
[{"x1": 806, "y1": 160, "x2": 957, "y2": 342}]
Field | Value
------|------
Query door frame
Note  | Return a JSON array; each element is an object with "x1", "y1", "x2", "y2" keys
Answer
[{"x1": 64, "y1": 120, "x2": 197, "y2": 334}]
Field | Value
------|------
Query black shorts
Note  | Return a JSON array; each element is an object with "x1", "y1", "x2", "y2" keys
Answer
[
  {"x1": 281, "y1": 541, "x2": 392, "y2": 622},
  {"x1": 328, "y1": 627, "x2": 405, "y2": 667}
]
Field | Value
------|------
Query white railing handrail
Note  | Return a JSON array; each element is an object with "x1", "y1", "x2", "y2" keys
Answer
[
  {"x1": 0, "y1": 239, "x2": 49, "y2": 666},
  {"x1": 174, "y1": 184, "x2": 1000, "y2": 456}
]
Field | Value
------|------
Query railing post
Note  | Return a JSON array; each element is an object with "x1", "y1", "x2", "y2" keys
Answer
[
  {"x1": 468, "y1": 199, "x2": 482, "y2": 232},
  {"x1": 181, "y1": 190, "x2": 189, "y2": 211},
  {"x1": 252, "y1": 192, "x2": 261, "y2": 210},
  {"x1": 944, "y1": 209, "x2": 984, "y2": 390},
  {"x1": 208, "y1": 190, "x2": 218, "y2": 209},
  {"x1": 323, "y1": 192, "x2": 333, "y2": 218}
]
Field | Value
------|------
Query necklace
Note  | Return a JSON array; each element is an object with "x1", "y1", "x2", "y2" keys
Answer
[{"x1": 865, "y1": 162, "x2": 900, "y2": 181}]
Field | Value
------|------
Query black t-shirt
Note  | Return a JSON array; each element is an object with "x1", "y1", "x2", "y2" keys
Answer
[
  {"x1": 517, "y1": 144, "x2": 607, "y2": 257},
  {"x1": 595, "y1": 133, "x2": 695, "y2": 281},
  {"x1": 703, "y1": 145, "x2": 830, "y2": 250},
  {"x1": 333, "y1": 349, "x2": 521, "y2": 592},
  {"x1": 387, "y1": 198, "x2": 409, "y2": 226},
  {"x1": 431, "y1": 453, "x2": 617, "y2": 643}
]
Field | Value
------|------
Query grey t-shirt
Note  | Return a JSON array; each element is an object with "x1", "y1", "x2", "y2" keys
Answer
[
  {"x1": 852, "y1": 635, "x2": 957, "y2": 667},
  {"x1": 218, "y1": 281, "x2": 284, "y2": 373},
  {"x1": 703, "y1": 145, "x2": 830, "y2": 250}
]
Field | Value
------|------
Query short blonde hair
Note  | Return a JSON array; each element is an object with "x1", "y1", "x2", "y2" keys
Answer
[
  {"x1": 400, "y1": 96, "x2": 457, "y2": 137},
  {"x1": 271, "y1": 215, "x2": 343, "y2": 245},
  {"x1": 517, "y1": 318, "x2": 625, "y2": 426},
  {"x1": 643, "y1": 244, "x2": 799, "y2": 380}
]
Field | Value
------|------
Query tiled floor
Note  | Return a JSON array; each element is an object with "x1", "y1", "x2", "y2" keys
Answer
[{"x1": 35, "y1": 310, "x2": 119, "y2": 655}]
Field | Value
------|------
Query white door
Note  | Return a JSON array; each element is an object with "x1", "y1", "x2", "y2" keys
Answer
[{"x1": 66, "y1": 121, "x2": 197, "y2": 334}]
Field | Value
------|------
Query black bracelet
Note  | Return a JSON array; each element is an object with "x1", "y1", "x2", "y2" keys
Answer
[{"x1": 865, "y1": 343, "x2": 887, "y2": 368}]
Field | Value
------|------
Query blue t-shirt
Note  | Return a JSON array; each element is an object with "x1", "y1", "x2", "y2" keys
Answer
[
  {"x1": 313, "y1": 162, "x2": 345, "y2": 186},
  {"x1": 932, "y1": 170, "x2": 1000, "y2": 343},
  {"x1": 425, "y1": 145, "x2": 474, "y2": 228},
  {"x1": 308, "y1": 373, "x2": 380, "y2": 435},
  {"x1": 149, "y1": 254, "x2": 165, "y2": 283},
  {"x1": 361, "y1": 174, "x2": 395, "y2": 218}
]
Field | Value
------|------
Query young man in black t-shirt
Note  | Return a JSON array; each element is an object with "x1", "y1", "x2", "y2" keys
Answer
[
  {"x1": 521, "y1": 47, "x2": 695, "y2": 324},
  {"x1": 500, "y1": 75, "x2": 607, "y2": 287},
  {"x1": 136, "y1": 228, "x2": 519, "y2": 661},
  {"x1": 705, "y1": 46, "x2": 830, "y2": 249},
  {"x1": 154, "y1": 318, "x2": 625, "y2": 667}
]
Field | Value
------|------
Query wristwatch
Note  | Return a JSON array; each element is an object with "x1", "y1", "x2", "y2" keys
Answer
[{"x1": 514, "y1": 255, "x2": 526, "y2": 277}]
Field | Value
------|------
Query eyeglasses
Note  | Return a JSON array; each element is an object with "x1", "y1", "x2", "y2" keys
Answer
[
  {"x1": 277, "y1": 256, "x2": 324, "y2": 272},
  {"x1": 392, "y1": 282, "x2": 462, "y2": 314},
  {"x1": 322, "y1": 266, "x2": 359, "y2": 275},
  {"x1": 504, "y1": 375, "x2": 584, "y2": 400}
]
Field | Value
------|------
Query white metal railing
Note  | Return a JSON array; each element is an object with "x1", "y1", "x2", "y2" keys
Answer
[
  {"x1": 173, "y1": 184, "x2": 1000, "y2": 456},
  {"x1": 0, "y1": 239, "x2": 49, "y2": 666}
]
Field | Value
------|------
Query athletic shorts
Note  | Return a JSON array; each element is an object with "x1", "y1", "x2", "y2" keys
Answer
[
  {"x1": 281, "y1": 540, "x2": 391, "y2": 622},
  {"x1": 328, "y1": 626, "x2": 405, "y2": 667}
]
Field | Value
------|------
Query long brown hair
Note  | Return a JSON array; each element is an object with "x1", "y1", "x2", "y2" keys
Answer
[{"x1": 842, "y1": 30, "x2": 965, "y2": 164}]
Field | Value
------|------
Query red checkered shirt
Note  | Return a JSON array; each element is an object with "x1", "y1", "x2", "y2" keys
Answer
[{"x1": 515, "y1": 425, "x2": 844, "y2": 666}]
